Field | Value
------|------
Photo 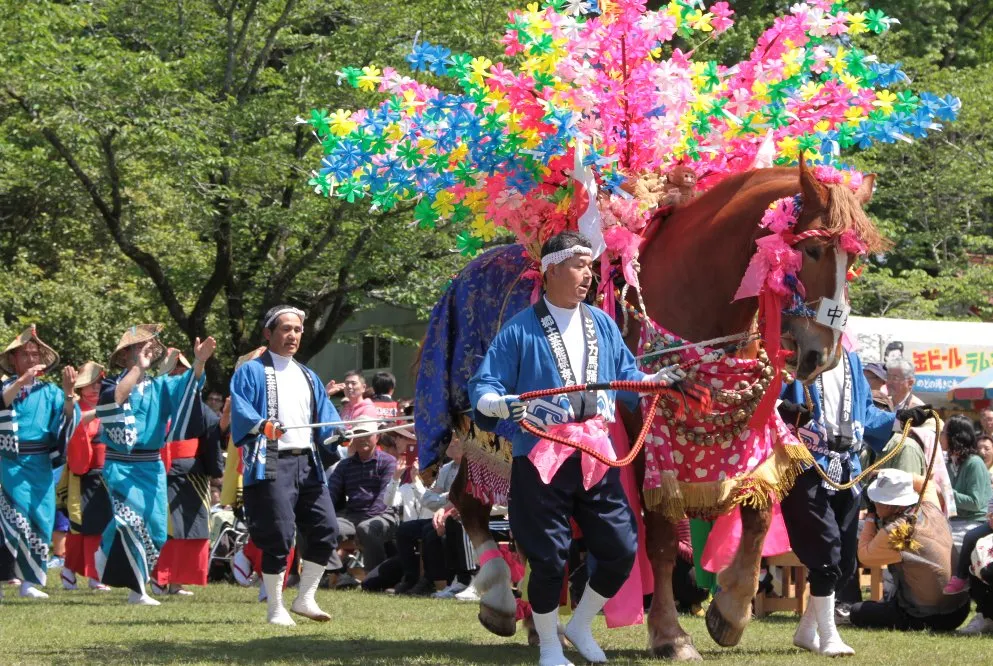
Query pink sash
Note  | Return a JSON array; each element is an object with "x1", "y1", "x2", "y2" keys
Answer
[{"x1": 527, "y1": 417, "x2": 615, "y2": 490}]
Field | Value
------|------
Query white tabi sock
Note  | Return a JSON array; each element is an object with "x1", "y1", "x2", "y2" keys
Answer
[
  {"x1": 793, "y1": 601, "x2": 819, "y2": 652},
  {"x1": 232, "y1": 549, "x2": 254, "y2": 587},
  {"x1": 19, "y1": 582, "x2": 49, "y2": 599},
  {"x1": 263, "y1": 571, "x2": 296, "y2": 626},
  {"x1": 88, "y1": 578, "x2": 111, "y2": 591},
  {"x1": 533, "y1": 610, "x2": 573, "y2": 666},
  {"x1": 811, "y1": 593, "x2": 854, "y2": 657},
  {"x1": 61, "y1": 568, "x2": 79, "y2": 590},
  {"x1": 290, "y1": 560, "x2": 331, "y2": 622},
  {"x1": 564, "y1": 584, "x2": 608, "y2": 663},
  {"x1": 127, "y1": 590, "x2": 161, "y2": 606}
]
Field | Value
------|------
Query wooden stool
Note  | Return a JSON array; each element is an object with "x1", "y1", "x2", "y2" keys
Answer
[
  {"x1": 753, "y1": 551, "x2": 808, "y2": 617},
  {"x1": 859, "y1": 565, "x2": 886, "y2": 601}
]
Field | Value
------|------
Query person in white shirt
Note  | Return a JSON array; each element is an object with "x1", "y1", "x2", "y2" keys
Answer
[{"x1": 230, "y1": 305, "x2": 345, "y2": 626}]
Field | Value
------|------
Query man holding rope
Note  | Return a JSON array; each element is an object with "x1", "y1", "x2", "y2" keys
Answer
[
  {"x1": 230, "y1": 305, "x2": 345, "y2": 626},
  {"x1": 779, "y1": 349, "x2": 931, "y2": 656},
  {"x1": 470, "y1": 231, "x2": 684, "y2": 666}
]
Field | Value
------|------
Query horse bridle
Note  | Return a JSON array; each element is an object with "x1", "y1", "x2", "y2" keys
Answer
[{"x1": 779, "y1": 226, "x2": 849, "y2": 326}]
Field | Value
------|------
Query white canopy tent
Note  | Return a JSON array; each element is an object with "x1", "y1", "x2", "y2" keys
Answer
[{"x1": 849, "y1": 315, "x2": 993, "y2": 404}]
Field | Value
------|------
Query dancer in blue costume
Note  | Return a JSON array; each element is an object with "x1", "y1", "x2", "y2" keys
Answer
[
  {"x1": 95, "y1": 324, "x2": 216, "y2": 605},
  {"x1": 0, "y1": 325, "x2": 79, "y2": 599}
]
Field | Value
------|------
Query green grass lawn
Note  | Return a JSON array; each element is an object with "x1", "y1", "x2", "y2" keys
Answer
[{"x1": 0, "y1": 582, "x2": 987, "y2": 664}]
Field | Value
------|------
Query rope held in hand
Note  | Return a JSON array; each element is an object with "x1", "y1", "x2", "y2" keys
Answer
[
  {"x1": 802, "y1": 387, "x2": 939, "y2": 494},
  {"x1": 800, "y1": 396, "x2": 941, "y2": 552},
  {"x1": 519, "y1": 394, "x2": 661, "y2": 468},
  {"x1": 512, "y1": 338, "x2": 751, "y2": 469}
]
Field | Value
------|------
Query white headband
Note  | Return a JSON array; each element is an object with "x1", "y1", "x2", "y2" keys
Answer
[
  {"x1": 265, "y1": 307, "x2": 306, "y2": 330},
  {"x1": 540, "y1": 245, "x2": 593, "y2": 273}
]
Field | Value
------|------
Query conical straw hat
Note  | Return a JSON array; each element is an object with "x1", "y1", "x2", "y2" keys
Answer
[
  {"x1": 1, "y1": 325, "x2": 59, "y2": 376},
  {"x1": 110, "y1": 324, "x2": 166, "y2": 369},
  {"x1": 73, "y1": 361, "x2": 106, "y2": 390},
  {"x1": 158, "y1": 347, "x2": 192, "y2": 375}
]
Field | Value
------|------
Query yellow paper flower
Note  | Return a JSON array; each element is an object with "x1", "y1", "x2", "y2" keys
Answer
[
  {"x1": 358, "y1": 65, "x2": 382, "y2": 92},
  {"x1": 449, "y1": 144, "x2": 469, "y2": 163},
  {"x1": 328, "y1": 109, "x2": 357, "y2": 136},
  {"x1": 839, "y1": 71, "x2": 861, "y2": 93},
  {"x1": 799, "y1": 81, "x2": 821, "y2": 101},
  {"x1": 874, "y1": 89, "x2": 897, "y2": 114},
  {"x1": 471, "y1": 215, "x2": 497, "y2": 241},
  {"x1": 777, "y1": 135, "x2": 799, "y2": 158},
  {"x1": 433, "y1": 190, "x2": 456, "y2": 217},
  {"x1": 687, "y1": 10, "x2": 713, "y2": 32},
  {"x1": 829, "y1": 46, "x2": 848, "y2": 75},
  {"x1": 848, "y1": 12, "x2": 868, "y2": 35}
]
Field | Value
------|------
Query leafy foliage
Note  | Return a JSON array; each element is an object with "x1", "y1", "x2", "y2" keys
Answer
[{"x1": 0, "y1": 0, "x2": 991, "y2": 388}]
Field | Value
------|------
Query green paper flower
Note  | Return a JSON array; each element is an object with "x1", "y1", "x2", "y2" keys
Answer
[
  {"x1": 414, "y1": 198, "x2": 439, "y2": 229},
  {"x1": 455, "y1": 230, "x2": 484, "y2": 256}
]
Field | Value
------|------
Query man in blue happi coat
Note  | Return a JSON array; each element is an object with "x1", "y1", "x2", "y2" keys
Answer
[
  {"x1": 469, "y1": 231, "x2": 684, "y2": 666},
  {"x1": 0, "y1": 326, "x2": 80, "y2": 599},
  {"x1": 230, "y1": 305, "x2": 345, "y2": 626},
  {"x1": 779, "y1": 349, "x2": 931, "y2": 656}
]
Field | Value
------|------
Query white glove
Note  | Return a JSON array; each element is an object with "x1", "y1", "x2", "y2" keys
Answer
[
  {"x1": 647, "y1": 364, "x2": 687, "y2": 386},
  {"x1": 477, "y1": 393, "x2": 527, "y2": 422}
]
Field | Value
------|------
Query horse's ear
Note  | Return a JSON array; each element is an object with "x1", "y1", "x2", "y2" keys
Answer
[
  {"x1": 799, "y1": 159, "x2": 827, "y2": 205},
  {"x1": 855, "y1": 173, "x2": 876, "y2": 205}
]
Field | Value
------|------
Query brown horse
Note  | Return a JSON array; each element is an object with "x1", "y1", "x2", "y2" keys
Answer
[{"x1": 430, "y1": 160, "x2": 883, "y2": 659}]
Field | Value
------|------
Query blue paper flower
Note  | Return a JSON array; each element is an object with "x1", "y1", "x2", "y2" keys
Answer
[{"x1": 936, "y1": 94, "x2": 961, "y2": 122}]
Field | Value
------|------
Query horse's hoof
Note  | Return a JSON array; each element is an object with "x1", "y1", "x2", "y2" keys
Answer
[
  {"x1": 706, "y1": 601, "x2": 745, "y2": 647},
  {"x1": 651, "y1": 640, "x2": 703, "y2": 661},
  {"x1": 478, "y1": 603, "x2": 517, "y2": 637}
]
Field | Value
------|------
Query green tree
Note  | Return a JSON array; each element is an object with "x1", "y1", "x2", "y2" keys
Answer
[{"x1": 0, "y1": 0, "x2": 514, "y2": 384}]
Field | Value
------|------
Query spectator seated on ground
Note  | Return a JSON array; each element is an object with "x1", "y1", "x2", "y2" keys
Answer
[
  {"x1": 360, "y1": 423, "x2": 434, "y2": 592},
  {"x1": 393, "y1": 438, "x2": 473, "y2": 597},
  {"x1": 850, "y1": 470, "x2": 970, "y2": 632},
  {"x1": 959, "y1": 507, "x2": 993, "y2": 634},
  {"x1": 945, "y1": 496, "x2": 993, "y2": 596},
  {"x1": 326, "y1": 417, "x2": 398, "y2": 587},
  {"x1": 945, "y1": 415, "x2": 993, "y2": 546}
]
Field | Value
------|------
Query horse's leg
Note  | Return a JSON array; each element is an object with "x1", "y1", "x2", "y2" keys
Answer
[
  {"x1": 449, "y1": 460, "x2": 517, "y2": 637},
  {"x1": 645, "y1": 510, "x2": 702, "y2": 661},
  {"x1": 705, "y1": 504, "x2": 772, "y2": 647}
]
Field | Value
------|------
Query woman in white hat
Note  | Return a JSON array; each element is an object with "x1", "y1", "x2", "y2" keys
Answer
[
  {"x1": 60, "y1": 362, "x2": 113, "y2": 592},
  {"x1": 94, "y1": 324, "x2": 216, "y2": 605},
  {"x1": 0, "y1": 325, "x2": 79, "y2": 599},
  {"x1": 849, "y1": 469, "x2": 970, "y2": 632}
]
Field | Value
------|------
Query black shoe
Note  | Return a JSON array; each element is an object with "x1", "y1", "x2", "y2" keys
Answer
[
  {"x1": 397, "y1": 577, "x2": 435, "y2": 596},
  {"x1": 392, "y1": 578, "x2": 418, "y2": 595}
]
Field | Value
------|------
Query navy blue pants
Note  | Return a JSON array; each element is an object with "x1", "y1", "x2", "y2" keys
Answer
[
  {"x1": 396, "y1": 518, "x2": 447, "y2": 583},
  {"x1": 243, "y1": 453, "x2": 338, "y2": 575},
  {"x1": 510, "y1": 454, "x2": 637, "y2": 614},
  {"x1": 781, "y1": 465, "x2": 859, "y2": 597}
]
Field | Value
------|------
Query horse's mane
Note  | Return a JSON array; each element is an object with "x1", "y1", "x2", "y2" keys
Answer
[
  {"x1": 820, "y1": 184, "x2": 890, "y2": 253},
  {"x1": 642, "y1": 167, "x2": 889, "y2": 253}
]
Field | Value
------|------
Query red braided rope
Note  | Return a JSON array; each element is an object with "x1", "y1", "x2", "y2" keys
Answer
[
  {"x1": 518, "y1": 379, "x2": 690, "y2": 401},
  {"x1": 519, "y1": 394, "x2": 661, "y2": 467},
  {"x1": 512, "y1": 349, "x2": 725, "y2": 467},
  {"x1": 783, "y1": 228, "x2": 834, "y2": 246}
]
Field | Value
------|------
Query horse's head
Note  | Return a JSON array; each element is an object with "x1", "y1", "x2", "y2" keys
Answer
[{"x1": 781, "y1": 162, "x2": 887, "y2": 382}]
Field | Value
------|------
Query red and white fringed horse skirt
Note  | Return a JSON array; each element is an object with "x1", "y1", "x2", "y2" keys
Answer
[{"x1": 638, "y1": 325, "x2": 813, "y2": 522}]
